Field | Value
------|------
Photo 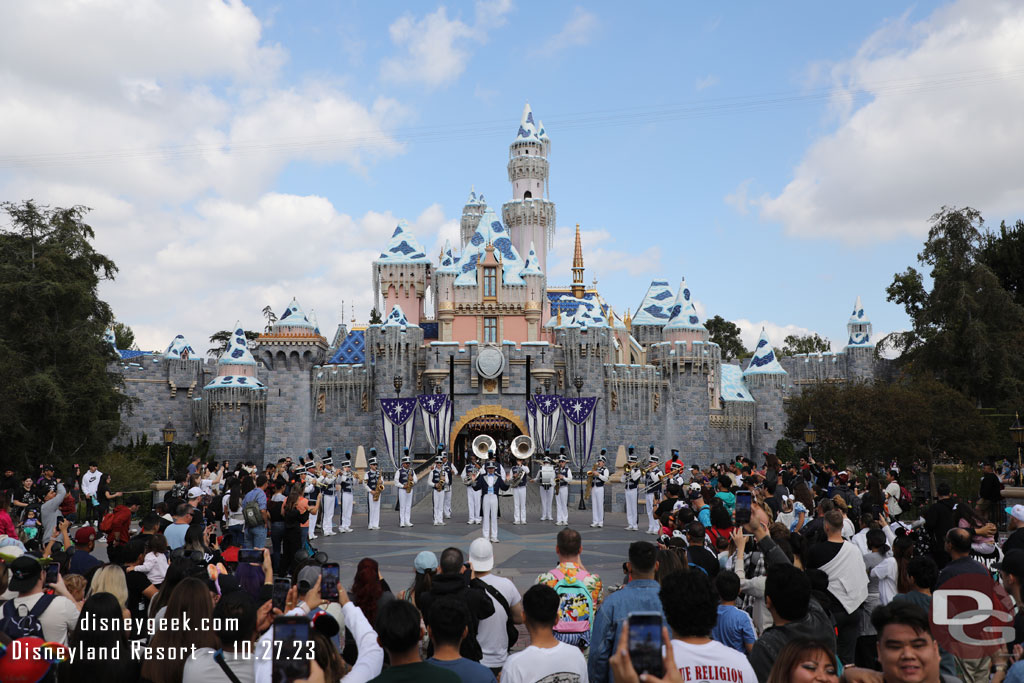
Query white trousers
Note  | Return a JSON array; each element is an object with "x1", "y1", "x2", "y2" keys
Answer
[
  {"x1": 645, "y1": 492, "x2": 659, "y2": 532},
  {"x1": 398, "y1": 489, "x2": 412, "y2": 526},
  {"x1": 322, "y1": 493, "x2": 335, "y2": 534},
  {"x1": 444, "y1": 488, "x2": 452, "y2": 518},
  {"x1": 309, "y1": 510, "x2": 318, "y2": 538},
  {"x1": 625, "y1": 488, "x2": 639, "y2": 529},
  {"x1": 367, "y1": 494, "x2": 380, "y2": 529},
  {"x1": 556, "y1": 487, "x2": 569, "y2": 524},
  {"x1": 482, "y1": 494, "x2": 498, "y2": 540},
  {"x1": 432, "y1": 489, "x2": 445, "y2": 524},
  {"x1": 341, "y1": 492, "x2": 353, "y2": 530},
  {"x1": 540, "y1": 486, "x2": 554, "y2": 520},
  {"x1": 468, "y1": 489, "x2": 482, "y2": 523},
  {"x1": 591, "y1": 486, "x2": 605, "y2": 526},
  {"x1": 513, "y1": 486, "x2": 527, "y2": 523}
]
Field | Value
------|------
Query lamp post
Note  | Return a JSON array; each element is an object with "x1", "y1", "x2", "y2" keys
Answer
[
  {"x1": 1011, "y1": 412, "x2": 1024, "y2": 477},
  {"x1": 803, "y1": 417, "x2": 817, "y2": 461},
  {"x1": 162, "y1": 422, "x2": 176, "y2": 479},
  {"x1": 573, "y1": 375, "x2": 586, "y2": 510},
  {"x1": 393, "y1": 374, "x2": 403, "y2": 398},
  {"x1": 573, "y1": 375, "x2": 583, "y2": 396}
]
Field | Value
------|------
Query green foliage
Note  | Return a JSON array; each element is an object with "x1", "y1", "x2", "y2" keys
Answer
[
  {"x1": 781, "y1": 333, "x2": 831, "y2": 356},
  {"x1": 112, "y1": 321, "x2": 135, "y2": 350},
  {"x1": 784, "y1": 380, "x2": 1000, "y2": 475},
  {"x1": 368, "y1": 308, "x2": 383, "y2": 325},
  {"x1": 99, "y1": 451, "x2": 156, "y2": 496},
  {"x1": 0, "y1": 201, "x2": 128, "y2": 473},
  {"x1": 705, "y1": 315, "x2": 748, "y2": 361},
  {"x1": 207, "y1": 329, "x2": 260, "y2": 359},
  {"x1": 262, "y1": 305, "x2": 277, "y2": 333},
  {"x1": 775, "y1": 438, "x2": 796, "y2": 462},
  {"x1": 980, "y1": 219, "x2": 1024, "y2": 308},
  {"x1": 883, "y1": 206, "x2": 1024, "y2": 411}
]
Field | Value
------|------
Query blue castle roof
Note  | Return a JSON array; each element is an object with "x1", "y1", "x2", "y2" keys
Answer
[
  {"x1": 276, "y1": 298, "x2": 315, "y2": 329},
  {"x1": 632, "y1": 280, "x2": 675, "y2": 325},
  {"x1": 383, "y1": 304, "x2": 409, "y2": 328},
  {"x1": 743, "y1": 329, "x2": 787, "y2": 376},
  {"x1": 454, "y1": 208, "x2": 526, "y2": 287},
  {"x1": 544, "y1": 295, "x2": 610, "y2": 329},
  {"x1": 219, "y1": 323, "x2": 257, "y2": 366},
  {"x1": 328, "y1": 328, "x2": 366, "y2": 365},
  {"x1": 438, "y1": 239, "x2": 460, "y2": 274},
  {"x1": 164, "y1": 334, "x2": 198, "y2": 360},
  {"x1": 520, "y1": 241, "x2": 543, "y2": 276},
  {"x1": 376, "y1": 221, "x2": 430, "y2": 265},
  {"x1": 664, "y1": 277, "x2": 705, "y2": 331},
  {"x1": 720, "y1": 364, "x2": 755, "y2": 402}
]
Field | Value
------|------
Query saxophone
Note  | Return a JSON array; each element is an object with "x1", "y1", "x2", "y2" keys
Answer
[
  {"x1": 555, "y1": 468, "x2": 564, "y2": 496},
  {"x1": 372, "y1": 475, "x2": 384, "y2": 502},
  {"x1": 585, "y1": 467, "x2": 597, "y2": 499},
  {"x1": 404, "y1": 473, "x2": 415, "y2": 493},
  {"x1": 434, "y1": 467, "x2": 444, "y2": 492}
]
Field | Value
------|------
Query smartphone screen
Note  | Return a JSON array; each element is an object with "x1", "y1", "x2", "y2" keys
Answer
[
  {"x1": 628, "y1": 612, "x2": 664, "y2": 678},
  {"x1": 273, "y1": 577, "x2": 291, "y2": 611},
  {"x1": 239, "y1": 548, "x2": 263, "y2": 564},
  {"x1": 272, "y1": 616, "x2": 311, "y2": 683},
  {"x1": 45, "y1": 563, "x2": 59, "y2": 585},
  {"x1": 734, "y1": 490, "x2": 752, "y2": 526},
  {"x1": 321, "y1": 563, "x2": 340, "y2": 601}
]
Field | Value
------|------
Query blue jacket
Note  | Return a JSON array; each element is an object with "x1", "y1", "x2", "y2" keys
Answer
[{"x1": 587, "y1": 578, "x2": 666, "y2": 683}]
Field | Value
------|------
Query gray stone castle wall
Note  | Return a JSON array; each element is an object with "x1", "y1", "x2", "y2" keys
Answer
[{"x1": 115, "y1": 356, "x2": 212, "y2": 447}]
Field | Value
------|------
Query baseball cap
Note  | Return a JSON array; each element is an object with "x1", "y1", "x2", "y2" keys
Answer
[
  {"x1": 8, "y1": 555, "x2": 43, "y2": 592},
  {"x1": 995, "y1": 549, "x2": 1024, "y2": 578},
  {"x1": 187, "y1": 487, "x2": 205, "y2": 499},
  {"x1": 1006, "y1": 505, "x2": 1024, "y2": 523},
  {"x1": 74, "y1": 526, "x2": 97, "y2": 545},
  {"x1": 469, "y1": 537, "x2": 494, "y2": 572},
  {"x1": 0, "y1": 636, "x2": 57, "y2": 682},
  {"x1": 297, "y1": 565, "x2": 321, "y2": 592},
  {"x1": 414, "y1": 550, "x2": 438, "y2": 574}
]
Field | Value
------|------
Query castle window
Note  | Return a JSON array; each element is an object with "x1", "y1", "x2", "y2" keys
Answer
[
  {"x1": 484, "y1": 317, "x2": 497, "y2": 343},
  {"x1": 483, "y1": 267, "x2": 497, "y2": 297},
  {"x1": 524, "y1": 190, "x2": 532, "y2": 199}
]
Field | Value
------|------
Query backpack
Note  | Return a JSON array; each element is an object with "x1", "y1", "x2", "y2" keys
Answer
[
  {"x1": 243, "y1": 496, "x2": 263, "y2": 528},
  {"x1": 99, "y1": 511, "x2": 116, "y2": 533},
  {"x1": 0, "y1": 594, "x2": 55, "y2": 639},
  {"x1": 549, "y1": 566, "x2": 594, "y2": 635},
  {"x1": 473, "y1": 578, "x2": 519, "y2": 651},
  {"x1": 899, "y1": 485, "x2": 913, "y2": 509}
]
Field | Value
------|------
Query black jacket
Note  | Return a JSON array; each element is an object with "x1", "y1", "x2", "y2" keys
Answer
[
  {"x1": 417, "y1": 573, "x2": 496, "y2": 661},
  {"x1": 925, "y1": 498, "x2": 956, "y2": 546}
]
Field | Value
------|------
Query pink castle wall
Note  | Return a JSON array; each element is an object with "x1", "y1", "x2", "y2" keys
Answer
[
  {"x1": 502, "y1": 317, "x2": 528, "y2": 343},
  {"x1": 384, "y1": 285, "x2": 421, "y2": 325}
]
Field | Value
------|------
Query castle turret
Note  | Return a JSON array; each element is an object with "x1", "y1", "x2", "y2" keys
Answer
[
  {"x1": 373, "y1": 221, "x2": 433, "y2": 326},
  {"x1": 503, "y1": 103, "x2": 556, "y2": 275},
  {"x1": 520, "y1": 241, "x2": 545, "y2": 341},
  {"x1": 663, "y1": 277, "x2": 708, "y2": 345},
  {"x1": 203, "y1": 322, "x2": 267, "y2": 460},
  {"x1": 844, "y1": 295, "x2": 875, "y2": 381},
  {"x1": 460, "y1": 188, "x2": 486, "y2": 248},
  {"x1": 743, "y1": 329, "x2": 788, "y2": 457},
  {"x1": 631, "y1": 280, "x2": 675, "y2": 346},
  {"x1": 571, "y1": 224, "x2": 585, "y2": 299}
]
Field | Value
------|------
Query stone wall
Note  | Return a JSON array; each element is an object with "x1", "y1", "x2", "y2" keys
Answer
[{"x1": 115, "y1": 355, "x2": 212, "y2": 446}]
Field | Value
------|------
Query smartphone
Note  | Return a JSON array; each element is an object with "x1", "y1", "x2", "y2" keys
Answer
[
  {"x1": 628, "y1": 612, "x2": 664, "y2": 678},
  {"x1": 238, "y1": 548, "x2": 263, "y2": 564},
  {"x1": 273, "y1": 577, "x2": 291, "y2": 611},
  {"x1": 272, "y1": 616, "x2": 311, "y2": 683},
  {"x1": 321, "y1": 562, "x2": 340, "y2": 601},
  {"x1": 45, "y1": 563, "x2": 59, "y2": 585},
  {"x1": 734, "y1": 490, "x2": 752, "y2": 526}
]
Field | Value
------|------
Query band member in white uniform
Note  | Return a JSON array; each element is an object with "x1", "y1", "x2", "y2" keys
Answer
[
  {"x1": 590, "y1": 450, "x2": 610, "y2": 528},
  {"x1": 644, "y1": 450, "x2": 663, "y2": 535},
  {"x1": 303, "y1": 455, "x2": 319, "y2": 540},
  {"x1": 338, "y1": 458, "x2": 355, "y2": 533},
  {"x1": 441, "y1": 451, "x2": 455, "y2": 519},
  {"x1": 461, "y1": 455, "x2": 482, "y2": 524},
  {"x1": 555, "y1": 453, "x2": 573, "y2": 526},
  {"x1": 474, "y1": 458, "x2": 508, "y2": 543},
  {"x1": 430, "y1": 448, "x2": 448, "y2": 526},
  {"x1": 622, "y1": 448, "x2": 641, "y2": 530},
  {"x1": 396, "y1": 455, "x2": 416, "y2": 527},
  {"x1": 320, "y1": 450, "x2": 337, "y2": 536},
  {"x1": 510, "y1": 459, "x2": 529, "y2": 524},
  {"x1": 537, "y1": 455, "x2": 555, "y2": 521},
  {"x1": 363, "y1": 453, "x2": 383, "y2": 530}
]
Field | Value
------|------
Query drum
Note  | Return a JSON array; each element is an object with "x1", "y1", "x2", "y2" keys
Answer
[{"x1": 540, "y1": 464, "x2": 555, "y2": 486}]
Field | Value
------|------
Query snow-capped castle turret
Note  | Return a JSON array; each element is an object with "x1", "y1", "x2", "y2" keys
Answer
[
  {"x1": 373, "y1": 221, "x2": 433, "y2": 326},
  {"x1": 503, "y1": 103, "x2": 556, "y2": 277},
  {"x1": 460, "y1": 187, "x2": 486, "y2": 249},
  {"x1": 844, "y1": 295, "x2": 875, "y2": 381}
]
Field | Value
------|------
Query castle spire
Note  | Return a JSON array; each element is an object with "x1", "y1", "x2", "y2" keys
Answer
[{"x1": 571, "y1": 224, "x2": 585, "y2": 298}]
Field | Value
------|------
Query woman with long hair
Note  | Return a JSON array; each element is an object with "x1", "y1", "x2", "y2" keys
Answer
[
  {"x1": 268, "y1": 480, "x2": 288, "y2": 571},
  {"x1": 350, "y1": 557, "x2": 393, "y2": 627},
  {"x1": 221, "y1": 477, "x2": 244, "y2": 547},
  {"x1": 59, "y1": 592, "x2": 140, "y2": 682},
  {"x1": 766, "y1": 638, "x2": 839, "y2": 683},
  {"x1": 96, "y1": 473, "x2": 122, "y2": 521},
  {"x1": 148, "y1": 558, "x2": 192, "y2": 619},
  {"x1": 141, "y1": 577, "x2": 220, "y2": 683},
  {"x1": 87, "y1": 564, "x2": 130, "y2": 618},
  {"x1": 282, "y1": 485, "x2": 307, "y2": 574},
  {"x1": 706, "y1": 499, "x2": 734, "y2": 548},
  {"x1": 862, "y1": 476, "x2": 885, "y2": 518},
  {"x1": 655, "y1": 547, "x2": 684, "y2": 583}
]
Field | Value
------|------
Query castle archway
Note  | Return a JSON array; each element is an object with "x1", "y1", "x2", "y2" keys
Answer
[{"x1": 449, "y1": 404, "x2": 528, "y2": 470}]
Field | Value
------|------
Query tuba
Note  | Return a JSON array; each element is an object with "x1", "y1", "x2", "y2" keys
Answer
[
  {"x1": 511, "y1": 434, "x2": 535, "y2": 461},
  {"x1": 472, "y1": 434, "x2": 496, "y2": 460}
]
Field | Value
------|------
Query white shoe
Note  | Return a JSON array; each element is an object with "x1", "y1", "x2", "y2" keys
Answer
[
  {"x1": 491, "y1": 537, "x2": 500, "y2": 543},
  {"x1": 308, "y1": 534, "x2": 317, "y2": 540},
  {"x1": 407, "y1": 523, "x2": 413, "y2": 527}
]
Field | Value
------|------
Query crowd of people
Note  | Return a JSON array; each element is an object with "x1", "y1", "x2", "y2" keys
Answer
[{"x1": 0, "y1": 451, "x2": 1021, "y2": 682}]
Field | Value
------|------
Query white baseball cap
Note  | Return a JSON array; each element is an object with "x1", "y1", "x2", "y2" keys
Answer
[
  {"x1": 469, "y1": 537, "x2": 494, "y2": 572},
  {"x1": 187, "y1": 487, "x2": 205, "y2": 499},
  {"x1": 1006, "y1": 505, "x2": 1024, "y2": 523}
]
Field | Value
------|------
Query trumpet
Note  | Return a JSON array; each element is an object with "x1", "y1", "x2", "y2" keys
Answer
[
  {"x1": 372, "y1": 476, "x2": 384, "y2": 501},
  {"x1": 642, "y1": 462, "x2": 660, "y2": 476}
]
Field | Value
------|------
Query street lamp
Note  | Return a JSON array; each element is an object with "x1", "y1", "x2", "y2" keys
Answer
[
  {"x1": 162, "y1": 422, "x2": 176, "y2": 479},
  {"x1": 803, "y1": 417, "x2": 817, "y2": 461},
  {"x1": 573, "y1": 375, "x2": 583, "y2": 396},
  {"x1": 393, "y1": 374, "x2": 403, "y2": 397},
  {"x1": 1011, "y1": 412, "x2": 1024, "y2": 476}
]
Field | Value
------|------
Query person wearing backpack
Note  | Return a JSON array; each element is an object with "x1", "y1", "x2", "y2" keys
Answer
[
  {"x1": 535, "y1": 527, "x2": 603, "y2": 650},
  {"x1": 884, "y1": 469, "x2": 905, "y2": 518},
  {"x1": 468, "y1": 537, "x2": 523, "y2": 677},
  {"x1": 1, "y1": 555, "x2": 80, "y2": 644},
  {"x1": 241, "y1": 474, "x2": 271, "y2": 550}
]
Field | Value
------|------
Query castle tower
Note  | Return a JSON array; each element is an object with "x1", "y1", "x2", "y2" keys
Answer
[
  {"x1": 743, "y1": 329, "x2": 788, "y2": 457},
  {"x1": 662, "y1": 277, "x2": 709, "y2": 345},
  {"x1": 844, "y1": 295, "x2": 875, "y2": 381},
  {"x1": 503, "y1": 103, "x2": 556, "y2": 276},
  {"x1": 203, "y1": 323, "x2": 267, "y2": 461},
  {"x1": 460, "y1": 188, "x2": 486, "y2": 248},
  {"x1": 571, "y1": 224, "x2": 585, "y2": 299},
  {"x1": 631, "y1": 280, "x2": 675, "y2": 347},
  {"x1": 520, "y1": 241, "x2": 545, "y2": 341},
  {"x1": 373, "y1": 221, "x2": 433, "y2": 325}
]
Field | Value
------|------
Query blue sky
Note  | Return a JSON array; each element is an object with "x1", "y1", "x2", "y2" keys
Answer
[{"x1": 3, "y1": 0, "x2": 1022, "y2": 352}]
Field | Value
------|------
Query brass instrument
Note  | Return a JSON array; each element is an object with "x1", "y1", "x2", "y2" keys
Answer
[
  {"x1": 372, "y1": 475, "x2": 384, "y2": 502},
  {"x1": 434, "y1": 466, "x2": 444, "y2": 492},
  {"x1": 642, "y1": 462, "x2": 659, "y2": 476},
  {"x1": 510, "y1": 466, "x2": 526, "y2": 488},
  {"x1": 585, "y1": 467, "x2": 597, "y2": 499},
  {"x1": 404, "y1": 475, "x2": 415, "y2": 493},
  {"x1": 555, "y1": 467, "x2": 565, "y2": 495}
]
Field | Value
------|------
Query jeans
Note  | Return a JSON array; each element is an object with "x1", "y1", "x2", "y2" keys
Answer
[
  {"x1": 243, "y1": 525, "x2": 267, "y2": 550},
  {"x1": 270, "y1": 521, "x2": 286, "y2": 570},
  {"x1": 832, "y1": 605, "x2": 862, "y2": 666},
  {"x1": 226, "y1": 524, "x2": 244, "y2": 548}
]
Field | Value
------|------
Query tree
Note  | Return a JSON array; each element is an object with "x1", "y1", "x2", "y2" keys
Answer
[
  {"x1": 883, "y1": 206, "x2": 1024, "y2": 410},
  {"x1": 261, "y1": 305, "x2": 277, "y2": 332},
  {"x1": 705, "y1": 315, "x2": 748, "y2": 360},
  {"x1": 368, "y1": 308, "x2": 383, "y2": 325},
  {"x1": 980, "y1": 219, "x2": 1024, "y2": 308},
  {"x1": 207, "y1": 329, "x2": 260, "y2": 359},
  {"x1": 780, "y1": 333, "x2": 831, "y2": 356},
  {"x1": 0, "y1": 201, "x2": 129, "y2": 472},
  {"x1": 112, "y1": 321, "x2": 135, "y2": 350}
]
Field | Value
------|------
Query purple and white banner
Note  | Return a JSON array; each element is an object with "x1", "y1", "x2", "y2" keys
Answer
[
  {"x1": 379, "y1": 397, "x2": 418, "y2": 469},
  {"x1": 559, "y1": 396, "x2": 600, "y2": 472},
  {"x1": 417, "y1": 393, "x2": 453, "y2": 452},
  {"x1": 527, "y1": 394, "x2": 562, "y2": 453}
]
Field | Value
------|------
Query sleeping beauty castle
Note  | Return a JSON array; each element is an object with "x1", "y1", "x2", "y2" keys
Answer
[{"x1": 112, "y1": 104, "x2": 883, "y2": 475}]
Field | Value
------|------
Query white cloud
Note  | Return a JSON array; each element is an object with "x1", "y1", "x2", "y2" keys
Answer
[
  {"x1": 733, "y1": 319, "x2": 819, "y2": 352},
  {"x1": 724, "y1": 179, "x2": 754, "y2": 215},
  {"x1": 533, "y1": 7, "x2": 598, "y2": 58},
  {"x1": 695, "y1": 74, "x2": 719, "y2": 91},
  {"x1": 759, "y1": 1, "x2": 1024, "y2": 244},
  {"x1": 380, "y1": 0, "x2": 513, "y2": 88},
  {"x1": 547, "y1": 227, "x2": 661, "y2": 284}
]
